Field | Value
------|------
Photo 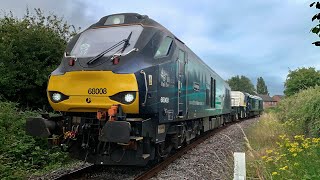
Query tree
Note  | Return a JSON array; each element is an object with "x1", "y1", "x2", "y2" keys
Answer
[
  {"x1": 256, "y1": 77, "x2": 268, "y2": 94},
  {"x1": 284, "y1": 67, "x2": 320, "y2": 96},
  {"x1": 227, "y1": 75, "x2": 256, "y2": 94},
  {"x1": 0, "y1": 9, "x2": 78, "y2": 108},
  {"x1": 310, "y1": 2, "x2": 320, "y2": 46}
]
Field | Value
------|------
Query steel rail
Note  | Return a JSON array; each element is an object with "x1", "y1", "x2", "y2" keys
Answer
[
  {"x1": 49, "y1": 118, "x2": 255, "y2": 180},
  {"x1": 52, "y1": 164, "x2": 95, "y2": 180},
  {"x1": 134, "y1": 118, "x2": 253, "y2": 180}
]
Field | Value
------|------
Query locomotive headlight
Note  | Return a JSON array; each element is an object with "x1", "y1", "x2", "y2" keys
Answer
[
  {"x1": 49, "y1": 91, "x2": 69, "y2": 103},
  {"x1": 124, "y1": 93, "x2": 134, "y2": 103},
  {"x1": 110, "y1": 91, "x2": 136, "y2": 104},
  {"x1": 52, "y1": 93, "x2": 62, "y2": 102}
]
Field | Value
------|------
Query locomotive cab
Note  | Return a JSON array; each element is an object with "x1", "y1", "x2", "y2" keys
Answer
[{"x1": 47, "y1": 13, "x2": 174, "y2": 114}]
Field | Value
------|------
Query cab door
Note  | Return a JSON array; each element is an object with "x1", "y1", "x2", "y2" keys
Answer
[{"x1": 176, "y1": 49, "x2": 187, "y2": 118}]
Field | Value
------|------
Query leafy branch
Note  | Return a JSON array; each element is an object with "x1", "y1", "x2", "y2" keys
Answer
[{"x1": 310, "y1": 2, "x2": 320, "y2": 46}]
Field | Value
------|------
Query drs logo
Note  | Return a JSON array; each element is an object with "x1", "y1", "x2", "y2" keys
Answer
[{"x1": 88, "y1": 88, "x2": 107, "y2": 95}]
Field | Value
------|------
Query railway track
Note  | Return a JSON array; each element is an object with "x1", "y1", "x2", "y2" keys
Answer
[
  {"x1": 51, "y1": 118, "x2": 252, "y2": 180},
  {"x1": 134, "y1": 119, "x2": 242, "y2": 180},
  {"x1": 52, "y1": 164, "x2": 95, "y2": 180}
]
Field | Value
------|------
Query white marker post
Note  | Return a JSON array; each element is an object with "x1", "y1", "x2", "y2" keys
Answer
[{"x1": 233, "y1": 152, "x2": 246, "y2": 180}]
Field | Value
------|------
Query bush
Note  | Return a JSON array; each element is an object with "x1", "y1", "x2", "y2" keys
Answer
[
  {"x1": 277, "y1": 86, "x2": 320, "y2": 136},
  {"x1": 0, "y1": 101, "x2": 71, "y2": 179},
  {"x1": 284, "y1": 67, "x2": 320, "y2": 96},
  {"x1": 0, "y1": 9, "x2": 78, "y2": 109}
]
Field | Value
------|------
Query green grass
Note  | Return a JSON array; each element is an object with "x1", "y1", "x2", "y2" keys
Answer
[
  {"x1": 0, "y1": 101, "x2": 74, "y2": 179},
  {"x1": 245, "y1": 87, "x2": 320, "y2": 179}
]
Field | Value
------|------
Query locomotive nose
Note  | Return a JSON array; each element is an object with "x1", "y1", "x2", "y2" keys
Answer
[{"x1": 47, "y1": 71, "x2": 139, "y2": 114}]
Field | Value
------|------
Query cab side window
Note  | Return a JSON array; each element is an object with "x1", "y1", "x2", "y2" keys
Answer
[{"x1": 154, "y1": 36, "x2": 173, "y2": 58}]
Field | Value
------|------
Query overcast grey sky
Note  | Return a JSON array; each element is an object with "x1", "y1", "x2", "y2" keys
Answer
[{"x1": 1, "y1": 0, "x2": 319, "y2": 95}]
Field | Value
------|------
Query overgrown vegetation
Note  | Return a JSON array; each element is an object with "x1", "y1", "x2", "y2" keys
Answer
[
  {"x1": 263, "y1": 135, "x2": 320, "y2": 179},
  {"x1": 0, "y1": 101, "x2": 74, "y2": 179},
  {"x1": 0, "y1": 9, "x2": 79, "y2": 179},
  {"x1": 278, "y1": 86, "x2": 320, "y2": 136},
  {"x1": 0, "y1": 9, "x2": 78, "y2": 109},
  {"x1": 245, "y1": 86, "x2": 320, "y2": 179}
]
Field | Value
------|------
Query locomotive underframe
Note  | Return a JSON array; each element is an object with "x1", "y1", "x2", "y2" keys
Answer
[
  {"x1": 62, "y1": 113, "x2": 231, "y2": 165},
  {"x1": 27, "y1": 110, "x2": 233, "y2": 166}
]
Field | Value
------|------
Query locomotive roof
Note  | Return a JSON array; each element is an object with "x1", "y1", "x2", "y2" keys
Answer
[
  {"x1": 89, "y1": 13, "x2": 171, "y2": 33},
  {"x1": 82, "y1": 13, "x2": 229, "y2": 86}
]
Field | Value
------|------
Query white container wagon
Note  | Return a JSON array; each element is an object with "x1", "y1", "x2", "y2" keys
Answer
[{"x1": 231, "y1": 91, "x2": 263, "y2": 120}]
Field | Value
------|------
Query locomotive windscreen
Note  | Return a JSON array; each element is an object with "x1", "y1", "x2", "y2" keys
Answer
[{"x1": 70, "y1": 25, "x2": 143, "y2": 58}]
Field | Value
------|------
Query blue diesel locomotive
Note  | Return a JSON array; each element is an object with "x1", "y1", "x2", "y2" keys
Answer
[{"x1": 26, "y1": 13, "x2": 262, "y2": 166}]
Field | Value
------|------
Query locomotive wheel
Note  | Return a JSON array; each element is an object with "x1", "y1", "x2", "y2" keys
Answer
[
  {"x1": 156, "y1": 141, "x2": 172, "y2": 159},
  {"x1": 180, "y1": 125, "x2": 187, "y2": 143},
  {"x1": 185, "y1": 131, "x2": 191, "y2": 145},
  {"x1": 175, "y1": 125, "x2": 186, "y2": 149},
  {"x1": 221, "y1": 116, "x2": 226, "y2": 126}
]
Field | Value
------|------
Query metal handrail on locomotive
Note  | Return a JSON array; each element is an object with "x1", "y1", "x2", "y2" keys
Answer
[{"x1": 26, "y1": 13, "x2": 263, "y2": 166}]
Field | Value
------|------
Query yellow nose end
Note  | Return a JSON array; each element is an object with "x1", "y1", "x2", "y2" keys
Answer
[{"x1": 47, "y1": 71, "x2": 139, "y2": 114}]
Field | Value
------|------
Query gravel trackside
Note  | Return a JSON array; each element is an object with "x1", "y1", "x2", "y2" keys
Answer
[
  {"x1": 32, "y1": 118, "x2": 257, "y2": 180},
  {"x1": 151, "y1": 118, "x2": 258, "y2": 180}
]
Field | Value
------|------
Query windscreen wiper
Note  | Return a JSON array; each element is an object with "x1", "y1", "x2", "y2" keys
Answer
[
  {"x1": 87, "y1": 31, "x2": 133, "y2": 65},
  {"x1": 121, "y1": 31, "x2": 132, "y2": 53},
  {"x1": 110, "y1": 47, "x2": 139, "y2": 61}
]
